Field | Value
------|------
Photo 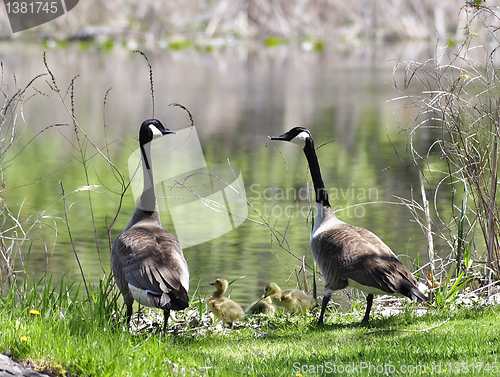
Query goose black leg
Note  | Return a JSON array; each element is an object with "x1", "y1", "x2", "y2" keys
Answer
[
  {"x1": 163, "y1": 309, "x2": 170, "y2": 333},
  {"x1": 125, "y1": 303, "x2": 133, "y2": 329},
  {"x1": 318, "y1": 291, "x2": 332, "y2": 326},
  {"x1": 361, "y1": 294, "x2": 374, "y2": 324}
]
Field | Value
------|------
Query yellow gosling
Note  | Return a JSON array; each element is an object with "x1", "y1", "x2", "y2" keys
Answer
[
  {"x1": 246, "y1": 295, "x2": 276, "y2": 315},
  {"x1": 208, "y1": 278, "x2": 244, "y2": 327},
  {"x1": 264, "y1": 282, "x2": 316, "y2": 313}
]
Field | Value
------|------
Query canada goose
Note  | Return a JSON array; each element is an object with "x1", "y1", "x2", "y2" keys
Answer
[
  {"x1": 111, "y1": 119, "x2": 190, "y2": 332},
  {"x1": 264, "y1": 282, "x2": 316, "y2": 313},
  {"x1": 246, "y1": 295, "x2": 276, "y2": 315},
  {"x1": 208, "y1": 278, "x2": 245, "y2": 327},
  {"x1": 270, "y1": 127, "x2": 428, "y2": 325}
]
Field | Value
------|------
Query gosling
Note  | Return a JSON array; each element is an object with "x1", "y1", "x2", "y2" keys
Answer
[
  {"x1": 264, "y1": 282, "x2": 316, "y2": 313},
  {"x1": 208, "y1": 278, "x2": 245, "y2": 327},
  {"x1": 246, "y1": 295, "x2": 276, "y2": 315}
]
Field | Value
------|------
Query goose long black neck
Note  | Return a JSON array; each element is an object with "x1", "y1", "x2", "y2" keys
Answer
[
  {"x1": 139, "y1": 141, "x2": 156, "y2": 213},
  {"x1": 125, "y1": 140, "x2": 160, "y2": 230},
  {"x1": 303, "y1": 137, "x2": 330, "y2": 208},
  {"x1": 126, "y1": 119, "x2": 175, "y2": 230}
]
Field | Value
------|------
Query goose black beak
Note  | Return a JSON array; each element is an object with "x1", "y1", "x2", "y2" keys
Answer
[
  {"x1": 162, "y1": 129, "x2": 176, "y2": 135},
  {"x1": 269, "y1": 133, "x2": 287, "y2": 141},
  {"x1": 209, "y1": 282, "x2": 215, "y2": 286}
]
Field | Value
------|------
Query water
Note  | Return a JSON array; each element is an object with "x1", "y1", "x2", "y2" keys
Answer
[{"x1": 0, "y1": 41, "x2": 438, "y2": 309}]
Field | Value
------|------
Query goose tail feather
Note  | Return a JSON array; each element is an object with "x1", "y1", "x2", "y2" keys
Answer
[{"x1": 401, "y1": 281, "x2": 428, "y2": 303}]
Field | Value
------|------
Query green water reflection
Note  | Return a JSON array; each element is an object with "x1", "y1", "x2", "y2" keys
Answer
[{"x1": 0, "y1": 42, "x2": 442, "y2": 309}]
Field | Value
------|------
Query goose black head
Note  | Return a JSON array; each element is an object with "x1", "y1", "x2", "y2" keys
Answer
[
  {"x1": 139, "y1": 119, "x2": 175, "y2": 170},
  {"x1": 139, "y1": 119, "x2": 175, "y2": 146},
  {"x1": 269, "y1": 127, "x2": 312, "y2": 147}
]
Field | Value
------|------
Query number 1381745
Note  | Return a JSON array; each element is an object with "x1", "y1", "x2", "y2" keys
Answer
[{"x1": 5, "y1": 2, "x2": 59, "y2": 14}]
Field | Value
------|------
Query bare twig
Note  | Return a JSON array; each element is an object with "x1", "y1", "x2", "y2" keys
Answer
[
  {"x1": 59, "y1": 181, "x2": 90, "y2": 300},
  {"x1": 419, "y1": 170, "x2": 435, "y2": 282},
  {"x1": 169, "y1": 103, "x2": 194, "y2": 127},
  {"x1": 364, "y1": 316, "x2": 451, "y2": 336},
  {"x1": 486, "y1": 118, "x2": 499, "y2": 287},
  {"x1": 134, "y1": 51, "x2": 155, "y2": 117}
]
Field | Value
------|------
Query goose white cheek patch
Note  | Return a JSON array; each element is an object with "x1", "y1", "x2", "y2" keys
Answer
[
  {"x1": 290, "y1": 131, "x2": 310, "y2": 146},
  {"x1": 149, "y1": 124, "x2": 164, "y2": 138}
]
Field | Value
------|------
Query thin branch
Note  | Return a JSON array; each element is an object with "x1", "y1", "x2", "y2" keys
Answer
[
  {"x1": 59, "y1": 181, "x2": 90, "y2": 300},
  {"x1": 364, "y1": 316, "x2": 451, "y2": 336}
]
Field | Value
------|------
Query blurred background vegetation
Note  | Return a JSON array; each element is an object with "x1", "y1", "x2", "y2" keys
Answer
[{"x1": 0, "y1": 0, "x2": 473, "y2": 43}]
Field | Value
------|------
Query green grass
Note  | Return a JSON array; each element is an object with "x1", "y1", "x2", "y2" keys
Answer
[{"x1": 1, "y1": 275, "x2": 500, "y2": 376}]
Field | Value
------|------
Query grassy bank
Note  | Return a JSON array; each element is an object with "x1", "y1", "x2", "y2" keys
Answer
[{"x1": 0, "y1": 275, "x2": 499, "y2": 376}]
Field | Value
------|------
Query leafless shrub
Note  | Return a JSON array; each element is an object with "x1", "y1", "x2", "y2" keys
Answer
[
  {"x1": 0, "y1": 54, "x2": 130, "y2": 297},
  {"x1": 391, "y1": 3, "x2": 500, "y2": 287},
  {"x1": 0, "y1": 65, "x2": 47, "y2": 293}
]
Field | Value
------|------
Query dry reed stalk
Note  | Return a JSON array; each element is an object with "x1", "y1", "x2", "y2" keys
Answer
[{"x1": 390, "y1": 4, "x2": 500, "y2": 285}]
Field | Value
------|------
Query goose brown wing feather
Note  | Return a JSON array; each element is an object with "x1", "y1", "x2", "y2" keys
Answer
[
  {"x1": 113, "y1": 225, "x2": 189, "y2": 310},
  {"x1": 314, "y1": 224, "x2": 426, "y2": 301}
]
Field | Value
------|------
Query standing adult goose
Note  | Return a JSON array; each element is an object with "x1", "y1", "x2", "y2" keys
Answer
[
  {"x1": 111, "y1": 119, "x2": 190, "y2": 332},
  {"x1": 270, "y1": 127, "x2": 428, "y2": 325}
]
